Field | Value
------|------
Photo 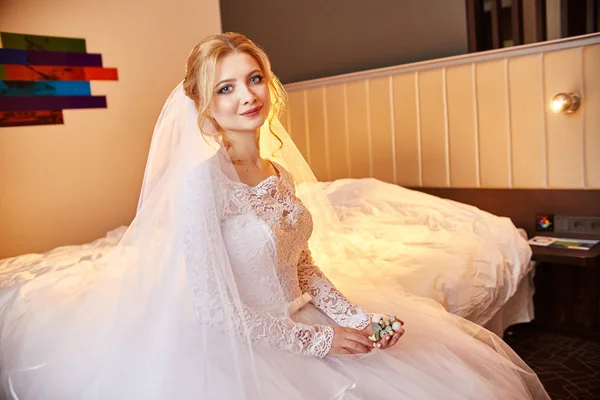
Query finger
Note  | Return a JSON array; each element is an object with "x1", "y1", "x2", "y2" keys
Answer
[
  {"x1": 358, "y1": 329, "x2": 372, "y2": 338},
  {"x1": 348, "y1": 332, "x2": 375, "y2": 348},
  {"x1": 369, "y1": 330, "x2": 392, "y2": 348},
  {"x1": 342, "y1": 339, "x2": 371, "y2": 354},
  {"x1": 379, "y1": 333, "x2": 393, "y2": 349},
  {"x1": 335, "y1": 347, "x2": 353, "y2": 355},
  {"x1": 343, "y1": 327, "x2": 364, "y2": 335},
  {"x1": 388, "y1": 329, "x2": 404, "y2": 347},
  {"x1": 381, "y1": 330, "x2": 401, "y2": 349},
  {"x1": 369, "y1": 337, "x2": 384, "y2": 349},
  {"x1": 343, "y1": 343, "x2": 370, "y2": 354}
]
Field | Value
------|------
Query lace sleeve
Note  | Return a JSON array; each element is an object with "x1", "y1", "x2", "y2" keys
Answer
[
  {"x1": 187, "y1": 254, "x2": 334, "y2": 358},
  {"x1": 297, "y1": 245, "x2": 372, "y2": 330},
  {"x1": 180, "y1": 165, "x2": 334, "y2": 358}
]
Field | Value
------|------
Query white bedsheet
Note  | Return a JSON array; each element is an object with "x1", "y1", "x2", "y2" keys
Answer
[
  {"x1": 0, "y1": 227, "x2": 126, "y2": 288},
  {"x1": 0, "y1": 178, "x2": 534, "y2": 328},
  {"x1": 316, "y1": 178, "x2": 534, "y2": 327}
]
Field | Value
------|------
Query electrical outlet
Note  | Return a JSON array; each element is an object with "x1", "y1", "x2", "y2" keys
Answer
[
  {"x1": 571, "y1": 219, "x2": 586, "y2": 232},
  {"x1": 554, "y1": 215, "x2": 600, "y2": 237}
]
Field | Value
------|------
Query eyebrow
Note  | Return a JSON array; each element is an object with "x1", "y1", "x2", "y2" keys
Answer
[{"x1": 215, "y1": 69, "x2": 262, "y2": 88}]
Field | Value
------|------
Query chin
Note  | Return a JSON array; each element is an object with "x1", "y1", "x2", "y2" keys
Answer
[
  {"x1": 221, "y1": 113, "x2": 269, "y2": 134},
  {"x1": 241, "y1": 116, "x2": 268, "y2": 131}
]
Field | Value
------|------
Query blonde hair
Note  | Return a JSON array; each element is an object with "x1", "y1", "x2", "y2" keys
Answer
[{"x1": 183, "y1": 32, "x2": 286, "y2": 146}]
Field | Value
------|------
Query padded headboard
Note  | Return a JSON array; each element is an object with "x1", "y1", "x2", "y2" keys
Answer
[{"x1": 282, "y1": 33, "x2": 600, "y2": 190}]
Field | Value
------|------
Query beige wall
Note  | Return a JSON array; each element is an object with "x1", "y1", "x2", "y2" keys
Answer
[
  {"x1": 0, "y1": 0, "x2": 222, "y2": 259},
  {"x1": 283, "y1": 34, "x2": 600, "y2": 190}
]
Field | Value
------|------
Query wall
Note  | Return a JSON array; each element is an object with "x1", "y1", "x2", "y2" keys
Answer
[
  {"x1": 220, "y1": 0, "x2": 469, "y2": 83},
  {"x1": 282, "y1": 33, "x2": 600, "y2": 189},
  {"x1": 0, "y1": 0, "x2": 222, "y2": 259}
]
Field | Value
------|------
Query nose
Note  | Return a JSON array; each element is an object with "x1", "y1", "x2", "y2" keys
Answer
[{"x1": 240, "y1": 84, "x2": 256, "y2": 105}]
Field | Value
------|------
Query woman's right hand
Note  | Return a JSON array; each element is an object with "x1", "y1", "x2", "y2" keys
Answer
[{"x1": 328, "y1": 326, "x2": 374, "y2": 355}]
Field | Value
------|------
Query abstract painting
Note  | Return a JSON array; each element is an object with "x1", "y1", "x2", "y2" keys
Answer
[{"x1": 0, "y1": 32, "x2": 118, "y2": 127}]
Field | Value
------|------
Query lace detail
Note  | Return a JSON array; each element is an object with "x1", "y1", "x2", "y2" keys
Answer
[
  {"x1": 222, "y1": 170, "x2": 303, "y2": 231},
  {"x1": 181, "y1": 162, "x2": 334, "y2": 358},
  {"x1": 297, "y1": 245, "x2": 372, "y2": 330}
]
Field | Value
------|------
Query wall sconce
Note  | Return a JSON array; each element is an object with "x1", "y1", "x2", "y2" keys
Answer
[{"x1": 550, "y1": 93, "x2": 581, "y2": 114}]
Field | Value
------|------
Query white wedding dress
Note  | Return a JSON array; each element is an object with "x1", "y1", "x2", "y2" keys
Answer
[{"x1": 1, "y1": 157, "x2": 548, "y2": 399}]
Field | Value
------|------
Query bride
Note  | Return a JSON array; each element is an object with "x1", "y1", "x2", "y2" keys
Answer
[{"x1": 0, "y1": 32, "x2": 549, "y2": 399}]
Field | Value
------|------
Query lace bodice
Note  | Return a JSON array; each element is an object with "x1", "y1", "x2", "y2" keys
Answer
[{"x1": 182, "y1": 160, "x2": 370, "y2": 358}]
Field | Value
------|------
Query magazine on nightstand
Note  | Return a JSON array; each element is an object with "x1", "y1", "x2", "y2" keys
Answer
[{"x1": 528, "y1": 236, "x2": 600, "y2": 251}]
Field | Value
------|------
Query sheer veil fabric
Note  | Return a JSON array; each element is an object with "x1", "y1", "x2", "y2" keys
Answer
[{"x1": 0, "y1": 83, "x2": 549, "y2": 399}]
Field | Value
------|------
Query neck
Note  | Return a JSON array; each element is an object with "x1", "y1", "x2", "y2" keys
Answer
[{"x1": 224, "y1": 129, "x2": 261, "y2": 166}]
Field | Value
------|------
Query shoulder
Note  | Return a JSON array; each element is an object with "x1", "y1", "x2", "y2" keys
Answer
[{"x1": 270, "y1": 161, "x2": 296, "y2": 187}]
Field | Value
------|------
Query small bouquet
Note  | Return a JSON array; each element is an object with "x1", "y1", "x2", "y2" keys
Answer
[{"x1": 368, "y1": 314, "x2": 403, "y2": 342}]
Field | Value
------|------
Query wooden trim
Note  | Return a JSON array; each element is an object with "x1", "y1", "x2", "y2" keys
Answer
[
  {"x1": 535, "y1": 0, "x2": 547, "y2": 41},
  {"x1": 560, "y1": 0, "x2": 570, "y2": 38},
  {"x1": 511, "y1": 0, "x2": 524, "y2": 46},
  {"x1": 466, "y1": 0, "x2": 483, "y2": 52},
  {"x1": 587, "y1": 0, "x2": 599, "y2": 34},
  {"x1": 491, "y1": 0, "x2": 502, "y2": 48},
  {"x1": 285, "y1": 33, "x2": 600, "y2": 91}
]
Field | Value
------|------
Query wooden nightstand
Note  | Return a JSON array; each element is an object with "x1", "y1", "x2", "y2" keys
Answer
[{"x1": 531, "y1": 243, "x2": 600, "y2": 339}]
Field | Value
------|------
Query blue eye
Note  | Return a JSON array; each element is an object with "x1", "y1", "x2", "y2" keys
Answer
[
  {"x1": 250, "y1": 75, "x2": 263, "y2": 84},
  {"x1": 218, "y1": 85, "x2": 233, "y2": 94}
]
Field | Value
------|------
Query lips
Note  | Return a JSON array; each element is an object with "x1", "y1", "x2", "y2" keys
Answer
[{"x1": 241, "y1": 105, "x2": 262, "y2": 117}]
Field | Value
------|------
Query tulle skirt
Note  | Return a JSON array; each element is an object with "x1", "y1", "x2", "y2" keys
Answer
[{"x1": 0, "y1": 262, "x2": 549, "y2": 400}]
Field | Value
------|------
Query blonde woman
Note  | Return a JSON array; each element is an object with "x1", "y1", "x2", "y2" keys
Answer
[{"x1": 1, "y1": 33, "x2": 549, "y2": 400}]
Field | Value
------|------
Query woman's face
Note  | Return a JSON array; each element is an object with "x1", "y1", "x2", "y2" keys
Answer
[{"x1": 209, "y1": 51, "x2": 270, "y2": 135}]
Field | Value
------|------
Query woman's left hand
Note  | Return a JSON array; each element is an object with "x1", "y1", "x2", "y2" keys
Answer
[{"x1": 361, "y1": 318, "x2": 405, "y2": 350}]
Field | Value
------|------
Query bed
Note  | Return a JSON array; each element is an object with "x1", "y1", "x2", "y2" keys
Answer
[
  {"x1": 317, "y1": 178, "x2": 536, "y2": 336},
  {"x1": 0, "y1": 178, "x2": 536, "y2": 338}
]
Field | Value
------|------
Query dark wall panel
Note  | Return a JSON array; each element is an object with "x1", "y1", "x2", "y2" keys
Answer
[{"x1": 220, "y1": 0, "x2": 469, "y2": 83}]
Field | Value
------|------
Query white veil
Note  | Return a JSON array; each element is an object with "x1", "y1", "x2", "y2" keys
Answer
[
  {"x1": 0, "y1": 82, "x2": 357, "y2": 399},
  {"x1": 1, "y1": 80, "x2": 549, "y2": 399}
]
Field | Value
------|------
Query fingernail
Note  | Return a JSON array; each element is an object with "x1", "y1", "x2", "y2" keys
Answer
[
  {"x1": 377, "y1": 343, "x2": 381, "y2": 348},
  {"x1": 373, "y1": 342, "x2": 377, "y2": 347},
  {"x1": 386, "y1": 336, "x2": 391, "y2": 340}
]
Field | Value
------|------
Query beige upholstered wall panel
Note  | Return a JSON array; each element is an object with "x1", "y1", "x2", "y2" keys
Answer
[
  {"x1": 476, "y1": 60, "x2": 512, "y2": 188},
  {"x1": 287, "y1": 90, "x2": 309, "y2": 162},
  {"x1": 508, "y1": 54, "x2": 547, "y2": 188},
  {"x1": 305, "y1": 88, "x2": 329, "y2": 182},
  {"x1": 368, "y1": 77, "x2": 395, "y2": 183},
  {"x1": 324, "y1": 84, "x2": 350, "y2": 181},
  {"x1": 418, "y1": 69, "x2": 449, "y2": 187},
  {"x1": 583, "y1": 44, "x2": 600, "y2": 188},
  {"x1": 345, "y1": 81, "x2": 371, "y2": 178},
  {"x1": 446, "y1": 64, "x2": 479, "y2": 187},
  {"x1": 392, "y1": 73, "x2": 421, "y2": 186},
  {"x1": 284, "y1": 34, "x2": 600, "y2": 189},
  {"x1": 544, "y1": 48, "x2": 585, "y2": 188}
]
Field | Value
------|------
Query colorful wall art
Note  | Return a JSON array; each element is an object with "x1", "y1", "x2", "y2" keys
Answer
[{"x1": 0, "y1": 32, "x2": 118, "y2": 127}]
